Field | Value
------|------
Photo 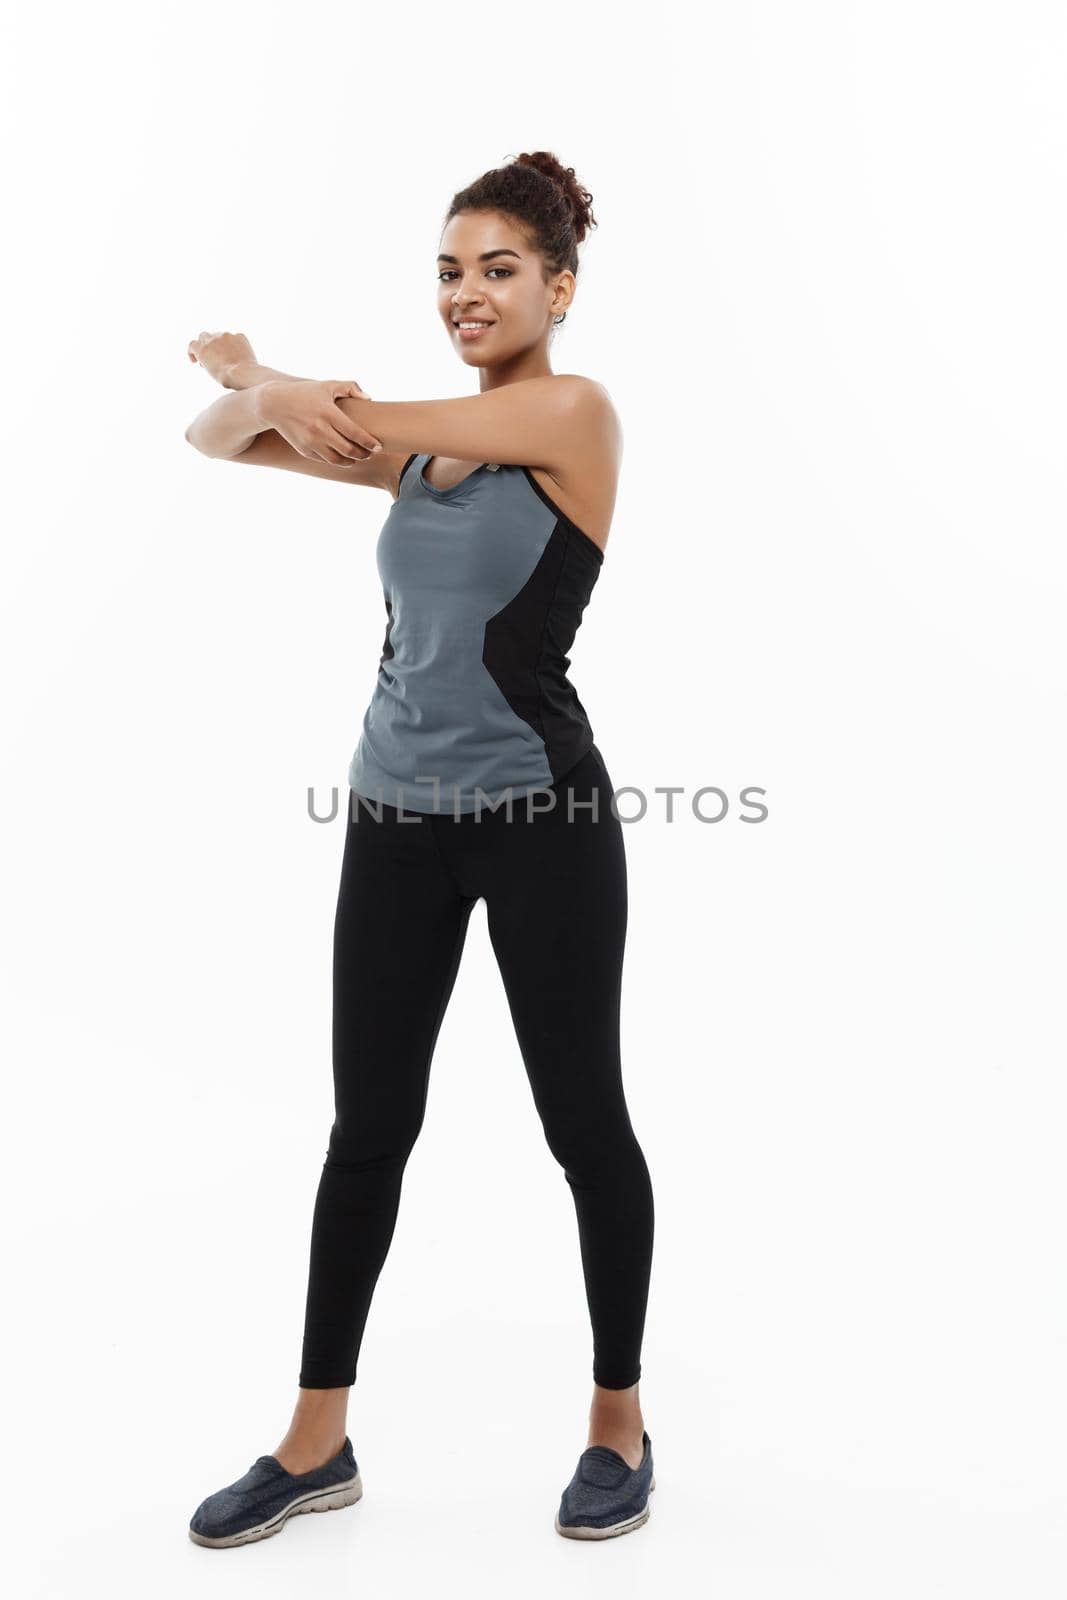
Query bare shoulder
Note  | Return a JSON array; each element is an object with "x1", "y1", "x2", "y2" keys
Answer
[
  {"x1": 514, "y1": 371, "x2": 618, "y2": 426},
  {"x1": 554, "y1": 374, "x2": 623, "y2": 464},
  {"x1": 548, "y1": 372, "x2": 618, "y2": 418},
  {"x1": 527, "y1": 374, "x2": 622, "y2": 556}
]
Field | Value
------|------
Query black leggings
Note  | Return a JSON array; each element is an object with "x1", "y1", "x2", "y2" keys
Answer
[{"x1": 298, "y1": 744, "x2": 654, "y2": 1391}]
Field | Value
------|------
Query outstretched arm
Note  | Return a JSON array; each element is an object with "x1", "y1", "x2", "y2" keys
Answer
[
  {"x1": 187, "y1": 331, "x2": 305, "y2": 391},
  {"x1": 186, "y1": 329, "x2": 388, "y2": 488},
  {"x1": 227, "y1": 358, "x2": 305, "y2": 388},
  {"x1": 330, "y1": 374, "x2": 608, "y2": 475},
  {"x1": 186, "y1": 322, "x2": 612, "y2": 493}
]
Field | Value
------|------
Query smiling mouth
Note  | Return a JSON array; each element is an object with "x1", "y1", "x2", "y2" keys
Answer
[{"x1": 453, "y1": 319, "x2": 494, "y2": 328}]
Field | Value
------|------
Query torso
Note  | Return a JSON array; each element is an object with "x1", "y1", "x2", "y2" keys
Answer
[
  {"x1": 399, "y1": 447, "x2": 616, "y2": 556},
  {"x1": 349, "y1": 453, "x2": 605, "y2": 814}
]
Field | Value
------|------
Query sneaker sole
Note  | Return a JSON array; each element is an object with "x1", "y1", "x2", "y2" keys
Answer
[
  {"x1": 554, "y1": 1474, "x2": 655, "y2": 1540},
  {"x1": 188, "y1": 1471, "x2": 363, "y2": 1548}
]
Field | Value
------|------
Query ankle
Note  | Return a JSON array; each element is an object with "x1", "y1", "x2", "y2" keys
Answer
[
  {"x1": 588, "y1": 1416, "x2": 645, "y2": 1441},
  {"x1": 589, "y1": 1380, "x2": 642, "y2": 1422},
  {"x1": 288, "y1": 1419, "x2": 347, "y2": 1445},
  {"x1": 276, "y1": 1390, "x2": 348, "y2": 1459}
]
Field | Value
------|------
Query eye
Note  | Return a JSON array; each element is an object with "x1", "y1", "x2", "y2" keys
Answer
[{"x1": 437, "y1": 266, "x2": 514, "y2": 282}]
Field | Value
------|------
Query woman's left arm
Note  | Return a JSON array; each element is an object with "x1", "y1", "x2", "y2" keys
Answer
[{"x1": 331, "y1": 374, "x2": 610, "y2": 473}]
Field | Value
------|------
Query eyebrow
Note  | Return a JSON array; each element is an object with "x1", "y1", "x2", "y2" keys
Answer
[{"x1": 436, "y1": 249, "x2": 523, "y2": 264}]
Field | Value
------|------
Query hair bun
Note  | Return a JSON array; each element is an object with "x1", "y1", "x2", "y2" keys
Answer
[{"x1": 514, "y1": 151, "x2": 597, "y2": 243}]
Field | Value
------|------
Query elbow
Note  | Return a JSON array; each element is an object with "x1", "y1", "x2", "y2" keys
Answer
[{"x1": 185, "y1": 422, "x2": 218, "y2": 458}]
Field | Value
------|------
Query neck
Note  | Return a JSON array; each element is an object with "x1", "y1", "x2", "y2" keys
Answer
[{"x1": 478, "y1": 345, "x2": 554, "y2": 392}]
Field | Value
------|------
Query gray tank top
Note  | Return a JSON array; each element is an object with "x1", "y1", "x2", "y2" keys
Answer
[{"x1": 348, "y1": 452, "x2": 605, "y2": 813}]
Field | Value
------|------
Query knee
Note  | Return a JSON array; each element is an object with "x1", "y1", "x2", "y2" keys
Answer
[
  {"x1": 324, "y1": 1113, "x2": 424, "y2": 1175},
  {"x1": 540, "y1": 1110, "x2": 646, "y2": 1183}
]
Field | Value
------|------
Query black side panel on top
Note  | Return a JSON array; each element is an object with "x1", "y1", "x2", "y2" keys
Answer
[
  {"x1": 379, "y1": 595, "x2": 394, "y2": 664},
  {"x1": 482, "y1": 521, "x2": 603, "y2": 781}
]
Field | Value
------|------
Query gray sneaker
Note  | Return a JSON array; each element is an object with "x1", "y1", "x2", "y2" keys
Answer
[
  {"x1": 555, "y1": 1430, "x2": 656, "y2": 1539},
  {"x1": 188, "y1": 1436, "x2": 363, "y2": 1548}
]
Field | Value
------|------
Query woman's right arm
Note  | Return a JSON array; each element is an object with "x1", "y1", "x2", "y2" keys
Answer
[
  {"x1": 184, "y1": 383, "x2": 272, "y2": 460},
  {"x1": 186, "y1": 330, "x2": 305, "y2": 395},
  {"x1": 185, "y1": 331, "x2": 401, "y2": 492},
  {"x1": 222, "y1": 358, "x2": 306, "y2": 391}
]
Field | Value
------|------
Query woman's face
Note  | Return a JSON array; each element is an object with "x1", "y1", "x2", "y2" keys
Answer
[{"x1": 436, "y1": 209, "x2": 572, "y2": 369}]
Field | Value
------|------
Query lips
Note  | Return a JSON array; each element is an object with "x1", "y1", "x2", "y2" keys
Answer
[{"x1": 454, "y1": 319, "x2": 495, "y2": 341}]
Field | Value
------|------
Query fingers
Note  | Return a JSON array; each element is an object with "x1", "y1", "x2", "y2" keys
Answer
[
  {"x1": 326, "y1": 381, "x2": 379, "y2": 450},
  {"x1": 327, "y1": 412, "x2": 382, "y2": 455},
  {"x1": 187, "y1": 331, "x2": 224, "y2": 362},
  {"x1": 327, "y1": 379, "x2": 371, "y2": 403},
  {"x1": 315, "y1": 443, "x2": 373, "y2": 465},
  {"x1": 320, "y1": 421, "x2": 378, "y2": 461},
  {"x1": 329, "y1": 409, "x2": 382, "y2": 454}
]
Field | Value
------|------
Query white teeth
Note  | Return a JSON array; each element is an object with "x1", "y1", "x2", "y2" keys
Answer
[{"x1": 457, "y1": 320, "x2": 490, "y2": 328}]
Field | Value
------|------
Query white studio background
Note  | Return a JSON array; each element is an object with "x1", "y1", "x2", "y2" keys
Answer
[{"x1": 2, "y1": 2, "x2": 1064, "y2": 1596}]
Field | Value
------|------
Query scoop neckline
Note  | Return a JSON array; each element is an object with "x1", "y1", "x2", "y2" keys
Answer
[
  {"x1": 418, "y1": 457, "x2": 490, "y2": 497},
  {"x1": 412, "y1": 454, "x2": 606, "y2": 563}
]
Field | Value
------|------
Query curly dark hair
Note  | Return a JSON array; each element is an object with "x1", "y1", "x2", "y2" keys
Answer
[{"x1": 443, "y1": 151, "x2": 597, "y2": 327}]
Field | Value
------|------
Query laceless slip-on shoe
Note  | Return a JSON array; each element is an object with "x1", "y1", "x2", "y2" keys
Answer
[
  {"x1": 555, "y1": 1429, "x2": 656, "y2": 1539},
  {"x1": 188, "y1": 1436, "x2": 363, "y2": 1548}
]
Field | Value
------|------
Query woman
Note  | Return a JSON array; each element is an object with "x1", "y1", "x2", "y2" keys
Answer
[{"x1": 184, "y1": 152, "x2": 656, "y2": 1545}]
